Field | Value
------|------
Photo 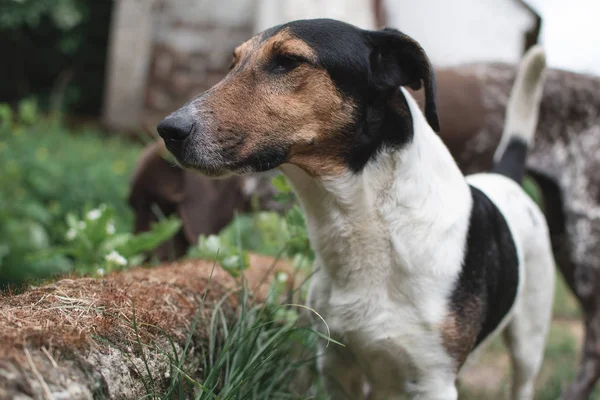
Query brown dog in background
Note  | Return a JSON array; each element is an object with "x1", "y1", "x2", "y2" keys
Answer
[
  {"x1": 131, "y1": 64, "x2": 600, "y2": 399},
  {"x1": 128, "y1": 140, "x2": 282, "y2": 261}
]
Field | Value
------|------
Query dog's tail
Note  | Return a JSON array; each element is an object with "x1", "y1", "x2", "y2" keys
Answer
[{"x1": 492, "y1": 45, "x2": 546, "y2": 183}]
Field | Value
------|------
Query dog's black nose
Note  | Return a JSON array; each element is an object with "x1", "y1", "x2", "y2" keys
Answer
[{"x1": 157, "y1": 114, "x2": 194, "y2": 141}]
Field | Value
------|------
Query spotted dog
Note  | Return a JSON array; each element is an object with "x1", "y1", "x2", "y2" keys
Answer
[{"x1": 157, "y1": 19, "x2": 554, "y2": 400}]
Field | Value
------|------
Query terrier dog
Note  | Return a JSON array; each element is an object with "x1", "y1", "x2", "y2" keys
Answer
[{"x1": 157, "y1": 19, "x2": 554, "y2": 399}]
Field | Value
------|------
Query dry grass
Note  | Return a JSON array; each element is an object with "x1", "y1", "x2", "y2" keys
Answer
[{"x1": 0, "y1": 254, "x2": 295, "y2": 399}]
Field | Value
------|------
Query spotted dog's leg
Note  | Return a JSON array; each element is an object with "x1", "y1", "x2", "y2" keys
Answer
[
  {"x1": 549, "y1": 237, "x2": 600, "y2": 400},
  {"x1": 527, "y1": 171, "x2": 600, "y2": 399},
  {"x1": 561, "y1": 209, "x2": 600, "y2": 399},
  {"x1": 563, "y1": 264, "x2": 600, "y2": 400},
  {"x1": 563, "y1": 303, "x2": 600, "y2": 400},
  {"x1": 318, "y1": 342, "x2": 366, "y2": 400}
]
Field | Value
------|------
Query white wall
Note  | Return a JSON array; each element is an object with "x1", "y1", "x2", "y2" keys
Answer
[
  {"x1": 382, "y1": 0, "x2": 535, "y2": 66},
  {"x1": 527, "y1": 0, "x2": 600, "y2": 76},
  {"x1": 254, "y1": 0, "x2": 375, "y2": 33},
  {"x1": 103, "y1": 0, "x2": 158, "y2": 130}
]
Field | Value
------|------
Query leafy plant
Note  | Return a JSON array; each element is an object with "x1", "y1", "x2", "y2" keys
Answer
[
  {"x1": 184, "y1": 299, "x2": 324, "y2": 399},
  {"x1": 523, "y1": 174, "x2": 544, "y2": 209},
  {"x1": 46, "y1": 204, "x2": 182, "y2": 275},
  {"x1": 0, "y1": 99, "x2": 148, "y2": 287},
  {"x1": 1, "y1": 0, "x2": 112, "y2": 114},
  {"x1": 107, "y1": 262, "x2": 330, "y2": 400},
  {"x1": 0, "y1": 0, "x2": 82, "y2": 30},
  {"x1": 188, "y1": 234, "x2": 250, "y2": 277},
  {"x1": 188, "y1": 174, "x2": 313, "y2": 279}
]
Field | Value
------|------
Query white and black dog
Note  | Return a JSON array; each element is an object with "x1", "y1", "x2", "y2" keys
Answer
[{"x1": 157, "y1": 19, "x2": 555, "y2": 399}]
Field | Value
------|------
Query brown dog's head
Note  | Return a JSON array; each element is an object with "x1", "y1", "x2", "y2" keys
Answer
[
  {"x1": 157, "y1": 19, "x2": 438, "y2": 178},
  {"x1": 128, "y1": 141, "x2": 284, "y2": 260}
]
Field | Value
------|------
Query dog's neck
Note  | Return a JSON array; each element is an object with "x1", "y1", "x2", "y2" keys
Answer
[{"x1": 281, "y1": 89, "x2": 472, "y2": 286}]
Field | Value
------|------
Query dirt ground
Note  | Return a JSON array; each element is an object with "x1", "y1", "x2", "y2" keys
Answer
[{"x1": 0, "y1": 254, "x2": 293, "y2": 400}]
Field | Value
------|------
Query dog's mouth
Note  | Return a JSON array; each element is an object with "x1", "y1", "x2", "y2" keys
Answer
[
  {"x1": 164, "y1": 139, "x2": 250, "y2": 178},
  {"x1": 171, "y1": 150, "x2": 235, "y2": 178},
  {"x1": 163, "y1": 137, "x2": 184, "y2": 158},
  {"x1": 167, "y1": 137, "x2": 290, "y2": 178}
]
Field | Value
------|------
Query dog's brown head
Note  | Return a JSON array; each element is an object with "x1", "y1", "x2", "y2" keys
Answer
[{"x1": 157, "y1": 19, "x2": 439, "y2": 177}]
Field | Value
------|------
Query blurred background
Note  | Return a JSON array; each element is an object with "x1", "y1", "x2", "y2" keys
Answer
[
  {"x1": 1, "y1": 0, "x2": 599, "y2": 398},
  {"x1": 2, "y1": 0, "x2": 598, "y2": 133}
]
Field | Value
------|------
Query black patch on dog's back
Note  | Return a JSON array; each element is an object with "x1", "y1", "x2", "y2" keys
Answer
[{"x1": 448, "y1": 185, "x2": 519, "y2": 356}]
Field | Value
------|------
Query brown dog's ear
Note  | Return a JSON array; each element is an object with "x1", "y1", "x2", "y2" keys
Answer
[{"x1": 368, "y1": 28, "x2": 440, "y2": 132}]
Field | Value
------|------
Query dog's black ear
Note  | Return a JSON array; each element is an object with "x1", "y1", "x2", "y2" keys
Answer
[{"x1": 368, "y1": 28, "x2": 440, "y2": 132}]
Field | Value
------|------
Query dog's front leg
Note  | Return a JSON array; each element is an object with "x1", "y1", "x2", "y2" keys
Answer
[
  {"x1": 366, "y1": 375, "x2": 457, "y2": 400},
  {"x1": 405, "y1": 380, "x2": 458, "y2": 400},
  {"x1": 318, "y1": 341, "x2": 367, "y2": 400},
  {"x1": 307, "y1": 265, "x2": 367, "y2": 399}
]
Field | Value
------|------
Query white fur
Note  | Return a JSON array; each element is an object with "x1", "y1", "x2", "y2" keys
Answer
[{"x1": 280, "y1": 87, "x2": 554, "y2": 399}]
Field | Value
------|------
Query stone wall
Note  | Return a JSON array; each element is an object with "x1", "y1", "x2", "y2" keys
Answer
[{"x1": 144, "y1": 0, "x2": 255, "y2": 124}]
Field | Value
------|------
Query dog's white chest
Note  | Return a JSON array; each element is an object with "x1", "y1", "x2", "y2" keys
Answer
[{"x1": 308, "y1": 264, "x2": 454, "y2": 389}]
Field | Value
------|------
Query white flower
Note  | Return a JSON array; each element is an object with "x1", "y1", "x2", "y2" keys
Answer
[
  {"x1": 104, "y1": 250, "x2": 127, "y2": 267},
  {"x1": 106, "y1": 220, "x2": 116, "y2": 235},
  {"x1": 97, "y1": 268, "x2": 106, "y2": 276},
  {"x1": 65, "y1": 228, "x2": 77, "y2": 241},
  {"x1": 87, "y1": 208, "x2": 102, "y2": 221},
  {"x1": 204, "y1": 235, "x2": 221, "y2": 256},
  {"x1": 78, "y1": 221, "x2": 86, "y2": 229},
  {"x1": 277, "y1": 272, "x2": 289, "y2": 283}
]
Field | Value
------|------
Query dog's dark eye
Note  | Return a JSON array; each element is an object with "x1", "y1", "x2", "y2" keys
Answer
[
  {"x1": 270, "y1": 54, "x2": 306, "y2": 74},
  {"x1": 230, "y1": 52, "x2": 239, "y2": 71}
]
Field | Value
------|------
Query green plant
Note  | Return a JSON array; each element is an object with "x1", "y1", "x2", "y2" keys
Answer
[
  {"x1": 0, "y1": 99, "x2": 148, "y2": 287},
  {"x1": 188, "y1": 234, "x2": 250, "y2": 278},
  {"x1": 522, "y1": 174, "x2": 544, "y2": 210},
  {"x1": 189, "y1": 174, "x2": 314, "y2": 280},
  {"x1": 1, "y1": 0, "x2": 112, "y2": 114},
  {"x1": 0, "y1": 0, "x2": 82, "y2": 30},
  {"x1": 45, "y1": 204, "x2": 181, "y2": 275},
  {"x1": 184, "y1": 299, "x2": 321, "y2": 399},
  {"x1": 267, "y1": 175, "x2": 313, "y2": 262},
  {"x1": 104, "y1": 262, "x2": 331, "y2": 400}
]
